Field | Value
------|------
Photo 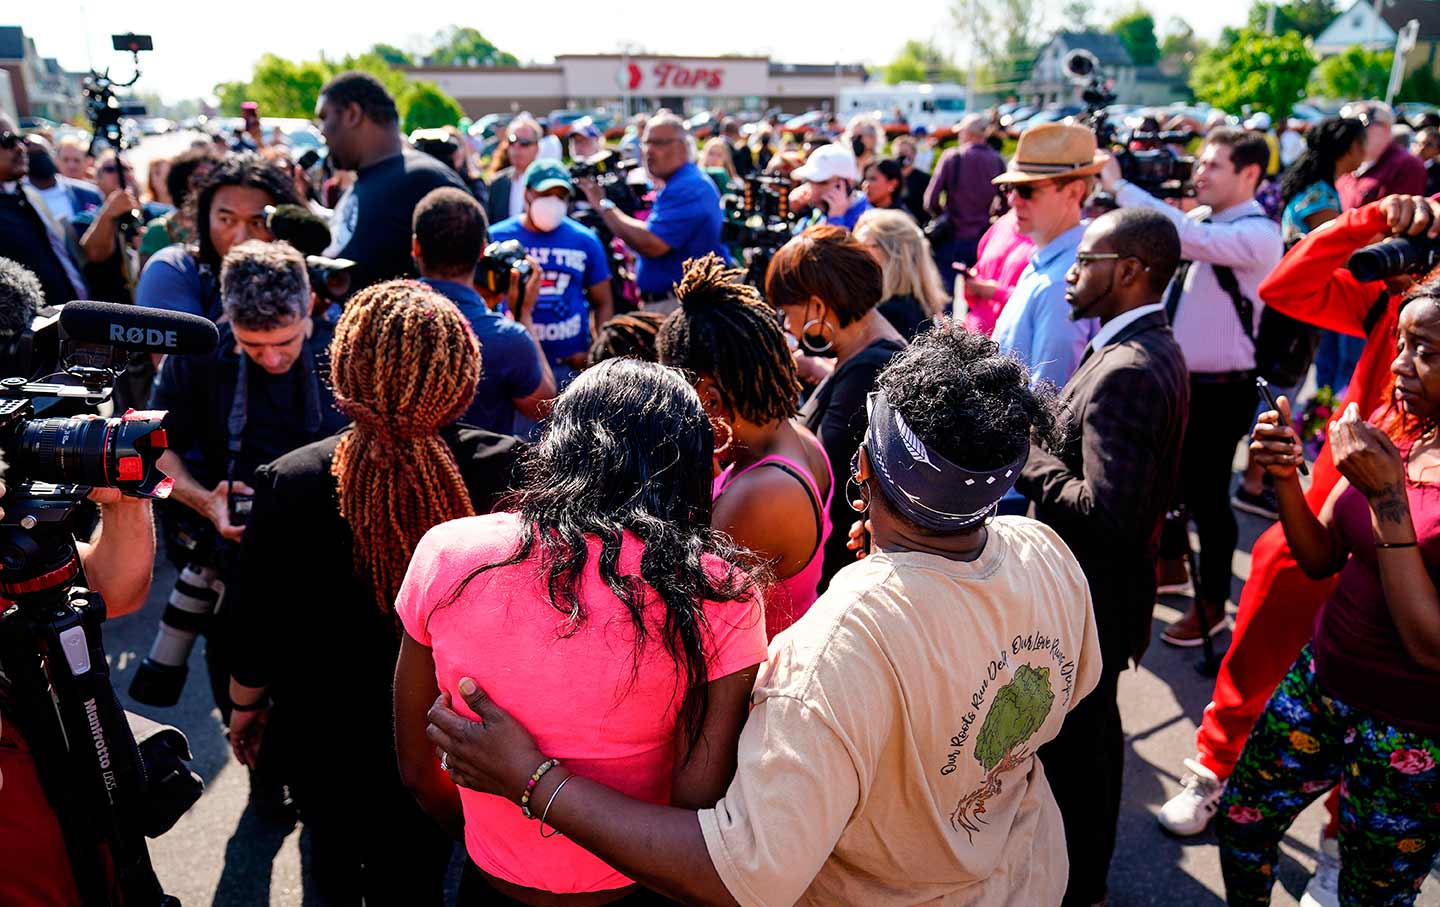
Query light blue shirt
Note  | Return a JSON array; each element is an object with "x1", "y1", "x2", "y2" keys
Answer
[{"x1": 991, "y1": 222, "x2": 1094, "y2": 388}]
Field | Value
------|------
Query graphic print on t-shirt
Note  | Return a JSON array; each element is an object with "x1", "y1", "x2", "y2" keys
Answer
[{"x1": 942, "y1": 631, "x2": 1077, "y2": 841}]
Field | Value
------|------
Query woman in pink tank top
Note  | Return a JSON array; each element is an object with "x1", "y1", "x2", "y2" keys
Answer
[{"x1": 658, "y1": 255, "x2": 834, "y2": 637}]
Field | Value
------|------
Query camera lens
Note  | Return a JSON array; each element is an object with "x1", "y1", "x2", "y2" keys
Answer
[
  {"x1": 1348, "y1": 237, "x2": 1425, "y2": 283},
  {"x1": 7, "y1": 416, "x2": 168, "y2": 490}
]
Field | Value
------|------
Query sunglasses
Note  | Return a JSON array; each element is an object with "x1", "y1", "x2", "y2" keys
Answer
[
  {"x1": 1008, "y1": 182, "x2": 1050, "y2": 200},
  {"x1": 0, "y1": 131, "x2": 19, "y2": 150},
  {"x1": 507, "y1": 136, "x2": 537, "y2": 147}
]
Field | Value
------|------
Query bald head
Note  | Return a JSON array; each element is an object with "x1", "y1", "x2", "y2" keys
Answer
[
  {"x1": 1095, "y1": 208, "x2": 1181, "y2": 293},
  {"x1": 957, "y1": 114, "x2": 988, "y2": 142}
]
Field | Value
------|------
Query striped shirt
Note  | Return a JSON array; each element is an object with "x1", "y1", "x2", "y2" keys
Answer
[{"x1": 1115, "y1": 184, "x2": 1283, "y2": 374}]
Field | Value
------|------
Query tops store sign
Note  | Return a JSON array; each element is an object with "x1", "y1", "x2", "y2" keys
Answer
[{"x1": 559, "y1": 57, "x2": 770, "y2": 97}]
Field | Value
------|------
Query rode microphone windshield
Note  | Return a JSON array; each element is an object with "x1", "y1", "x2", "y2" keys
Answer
[{"x1": 59, "y1": 301, "x2": 219, "y2": 356}]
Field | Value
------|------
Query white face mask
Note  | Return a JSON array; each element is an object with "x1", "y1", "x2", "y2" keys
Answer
[{"x1": 529, "y1": 195, "x2": 568, "y2": 232}]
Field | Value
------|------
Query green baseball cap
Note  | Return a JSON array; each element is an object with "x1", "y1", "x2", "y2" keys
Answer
[{"x1": 523, "y1": 159, "x2": 573, "y2": 195}]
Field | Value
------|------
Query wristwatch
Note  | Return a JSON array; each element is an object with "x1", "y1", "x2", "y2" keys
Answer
[{"x1": 598, "y1": 198, "x2": 618, "y2": 213}]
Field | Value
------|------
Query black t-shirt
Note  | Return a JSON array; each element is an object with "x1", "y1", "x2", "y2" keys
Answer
[
  {"x1": 905, "y1": 169, "x2": 932, "y2": 226},
  {"x1": 328, "y1": 149, "x2": 467, "y2": 291},
  {"x1": 800, "y1": 338, "x2": 906, "y2": 588},
  {"x1": 0, "y1": 191, "x2": 83, "y2": 307},
  {"x1": 878, "y1": 294, "x2": 929, "y2": 341},
  {"x1": 225, "y1": 426, "x2": 524, "y2": 762},
  {"x1": 148, "y1": 320, "x2": 350, "y2": 488}
]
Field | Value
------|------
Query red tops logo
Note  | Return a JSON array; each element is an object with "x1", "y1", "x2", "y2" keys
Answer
[{"x1": 623, "y1": 62, "x2": 726, "y2": 92}]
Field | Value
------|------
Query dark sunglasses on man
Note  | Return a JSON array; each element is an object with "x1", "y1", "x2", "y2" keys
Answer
[{"x1": 507, "y1": 134, "x2": 538, "y2": 148}]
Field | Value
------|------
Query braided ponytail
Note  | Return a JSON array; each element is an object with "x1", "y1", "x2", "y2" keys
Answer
[{"x1": 330, "y1": 280, "x2": 482, "y2": 611}]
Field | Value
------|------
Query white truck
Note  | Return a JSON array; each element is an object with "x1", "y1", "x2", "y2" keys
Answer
[{"x1": 837, "y1": 82, "x2": 968, "y2": 132}]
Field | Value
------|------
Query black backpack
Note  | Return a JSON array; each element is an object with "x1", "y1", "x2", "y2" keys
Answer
[{"x1": 1212, "y1": 263, "x2": 1320, "y2": 388}]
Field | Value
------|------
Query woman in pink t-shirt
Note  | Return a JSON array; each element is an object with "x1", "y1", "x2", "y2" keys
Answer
[
  {"x1": 657, "y1": 255, "x2": 833, "y2": 638},
  {"x1": 394, "y1": 358, "x2": 769, "y2": 907}
]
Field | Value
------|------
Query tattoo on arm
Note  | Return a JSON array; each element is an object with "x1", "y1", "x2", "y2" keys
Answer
[{"x1": 1373, "y1": 482, "x2": 1410, "y2": 525}]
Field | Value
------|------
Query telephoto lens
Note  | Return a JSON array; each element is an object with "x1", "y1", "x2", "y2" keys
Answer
[
  {"x1": 1347, "y1": 236, "x2": 1440, "y2": 283},
  {"x1": 0, "y1": 404, "x2": 172, "y2": 497},
  {"x1": 128, "y1": 564, "x2": 222, "y2": 707}
]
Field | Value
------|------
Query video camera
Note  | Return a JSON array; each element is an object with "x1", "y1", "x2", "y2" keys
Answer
[
  {"x1": 1065, "y1": 49, "x2": 1196, "y2": 200},
  {"x1": 476, "y1": 239, "x2": 535, "y2": 297},
  {"x1": 262, "y1": 204, "x2": 357, "y2": 305},
  {"x1": 0, "y1": 300, "x2": 216, "y2": 907},
  {"x1": 721, "y1": 173, "x2": 809, "y2": 287},
  {"x1": 82, "y1": 34, "x2": 152, "y2": 238}
]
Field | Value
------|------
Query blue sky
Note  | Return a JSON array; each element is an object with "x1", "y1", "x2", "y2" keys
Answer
[{"x1": 15, "y1": 0, "x2": 1260, "y2": 102}]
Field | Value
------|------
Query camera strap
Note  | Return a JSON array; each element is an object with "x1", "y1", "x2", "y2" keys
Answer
[
  {"x1": 1163, "y1": 213, "x2": 1271, "y2": 344},
  {"x1": 225, "y1": 330, "x2": 323, "y2": 485}
]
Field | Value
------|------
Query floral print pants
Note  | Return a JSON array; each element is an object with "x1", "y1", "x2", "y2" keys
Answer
[{"x1": 1216, "y1": 647, "x2": 1440, "y2": 906}]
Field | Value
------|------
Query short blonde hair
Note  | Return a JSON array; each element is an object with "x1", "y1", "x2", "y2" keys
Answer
[{"x1": 700, "y1": 137, "x2": 738, "y2": 181}]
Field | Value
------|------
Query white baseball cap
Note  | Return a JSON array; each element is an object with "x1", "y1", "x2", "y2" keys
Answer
[
  {"x1": 1244, "y1": 112, "x2": 1273, "y2": 131},
  {"x1": 792, "y1": 144, "x2": 860, "y2": 183}
]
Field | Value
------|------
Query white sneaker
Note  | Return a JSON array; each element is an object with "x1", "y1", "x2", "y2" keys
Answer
[
  {"x1": 1299, "y1": 832, "x2": 1340, "y2": 907},
  {"x1": 1158, "y1": 757, "x2": 1227, "y2": 836}
]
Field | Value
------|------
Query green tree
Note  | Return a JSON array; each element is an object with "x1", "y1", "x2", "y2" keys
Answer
[
  {"x1": 1245, "y1": 0, "x2": 1338, "y2": 37},
  {"x1": 1310, "y1": 47, "x2": 1392, "y2": 100},
  {"x1": 974, "y1": 665, "x2": 1055, "y2": 773},
  {"x1": 1191, "y1": 29, "x2": 1315, "y2": 120},
  {"x1": 213, "y1": 52, "x2": 463, "y2": 127},
  {"x1": 371, "y1": 43, "x2": 414, "y2": 67},
  {"x1": 400, "y1": 81, "x2": 465, "y2": 132},
  {"x1": 1061, "y1": 0, "x2": 1095, "y2": 30},
  {"x1": 1159, "y1": 18, "x2": 1209, "y2": 73},
  {"x1": 1111, "y1": 9, "x2": 1161, "y2": 67},
  {"x1": 427, "y1": 27, "x2": 519, "y2": 67},
  {"x1": 950, "y1": 0, "x2": 1045, "y2": 90},
  {"x1": 885, "y1": 40, "x2": 966, "y2": 84},
  {"x1": 213, "y1": 80, "x2": 249, "y2": 116},
  {"x1": 245, "y1": 53, "x2": 332, "y2": 118},
  {"x1": 1400, "y1": 66, "x2": 1440, "y2": 104}
]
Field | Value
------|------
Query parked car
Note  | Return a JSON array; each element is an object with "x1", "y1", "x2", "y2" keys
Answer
[
  {"x1": 261, "y1": 118, "x2": 324, "y2": 150},
  {"x1": 780, "y1": 110, "x2": 829, "y2": 136},
  {"x1": 18, "y1": 116, "x2": 61, "y2": 134}
]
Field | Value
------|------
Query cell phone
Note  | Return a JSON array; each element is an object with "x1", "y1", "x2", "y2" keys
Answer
[
  {"x1": 1255, "y1": 377, "x2": 1309, "y2": 477},
  {"x1": 227, "y1": 481, "x2": 254, "y2": 527}
]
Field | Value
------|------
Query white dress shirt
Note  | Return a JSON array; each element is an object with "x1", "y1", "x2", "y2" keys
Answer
[
  {"x1": 1086, "y1": 302, "x2": 1166, "y2": 356},
  {"x1": 1114, "y1": 182, "x2": 1284, "y2": 374}
]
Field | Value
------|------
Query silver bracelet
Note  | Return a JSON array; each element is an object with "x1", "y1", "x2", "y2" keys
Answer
[{"x1": 538, "y1": 773, "x2": 575, "y2": 838}]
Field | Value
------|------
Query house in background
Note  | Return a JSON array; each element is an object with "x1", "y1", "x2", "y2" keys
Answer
[
  {"x1": 1313, "y1": 0, "x2": 1440, "y2": 77},
  {"x1": 0, "y1": 25, "x2": 84, "y2": 122},
  {"x1": 1025, "y1": 32, "x2": 1189, "y2": 107}
]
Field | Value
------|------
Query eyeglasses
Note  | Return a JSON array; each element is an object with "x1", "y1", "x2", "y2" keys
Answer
[
  {"x1": 1074, "y1": 251, "x2": 1150, "y2": 271},
  {"x1": 507, "y1": 136, "x2": 537, "y2": 147},
  {"x1": 641, "y1": 137, "x2": 683, "y2": 147},
  {"x1": 0, "y1": 131, "x2": 19, "y2": 150}
]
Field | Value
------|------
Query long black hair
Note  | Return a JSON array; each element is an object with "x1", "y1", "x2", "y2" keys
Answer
[
  {"x1": 1279, "y1": 117, "x2": 1366, "y2": 206},
  {"x1": 444, "y1": 358, "x2": 763, "y2": 749},
  {"x1": 187, "y1": 153, "x2": 303, "y2": 268}
]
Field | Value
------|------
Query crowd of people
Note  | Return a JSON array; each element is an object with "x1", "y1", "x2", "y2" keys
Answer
[{"x1": 2, "y1": 67, "x2": 1440, "y2": 907}]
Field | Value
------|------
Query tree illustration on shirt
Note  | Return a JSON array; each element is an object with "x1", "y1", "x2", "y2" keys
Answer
[{"x1": 952, "y1": 663, "x2": 1056, "y2": 840}]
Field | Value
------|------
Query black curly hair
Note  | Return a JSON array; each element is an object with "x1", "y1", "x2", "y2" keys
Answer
[
  {"x1": 658, "y1": 254, "x2": 801, "y2": 425},
  {"x1": 588, "y1": 311, "x2": 668, "y2": 365},
  {"x1": 1279, "y1": 117, "x2": 1366, "y2": 207},
  {"x1": 187, "y1": 153, "x2": 304, "y2": 268},
  {"x1": 441, "y1": 357, "x2": 764, "y2": 751},
  {"x1": 872, "y1": 320, "x2": 1066, "y2": 527}
]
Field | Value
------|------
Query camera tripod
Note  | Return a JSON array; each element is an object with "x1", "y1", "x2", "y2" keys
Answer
[{"x1": 0, "y1": 492, "x2": 177, "y2": 906}]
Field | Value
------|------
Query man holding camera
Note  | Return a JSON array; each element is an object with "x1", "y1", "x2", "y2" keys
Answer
[
  {"x1": 412, "y1": 186, "x2": 556, "y2": 433},
  {"x1": 1100, "y1": 127, "x2": 1284, "y2": 647},
  {"x1": 579, "y1": 113, "x2": 725, "y2": 313},
  {"x1": 0, "y1": 256, "x2": 159, "y2": 907},
  {"x1": 494, "y1": 161, "x2": 613, "y2": 384},
  {"x1": 316, "y1": 70, "x2": 466, "y2": 291},
  {"x1": 148, "y1": 240, "x2": 347, "y2": 723}
]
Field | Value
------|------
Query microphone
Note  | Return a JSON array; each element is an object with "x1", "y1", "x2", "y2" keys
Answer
[
  {"x1": 60, "y1": 301, "x2": 219, "y2": 356},
  {"x1": 265, "y1": 203, "x2": 333, "y2": 257}
]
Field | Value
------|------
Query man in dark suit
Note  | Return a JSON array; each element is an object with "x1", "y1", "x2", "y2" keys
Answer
[{"x1": 1015, "y1": 206, "x2": 1190, "y2": 907}]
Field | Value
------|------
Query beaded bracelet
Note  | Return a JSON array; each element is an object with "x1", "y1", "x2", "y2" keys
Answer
[{"x1": 520, "y1": 758, "x2": 561, "y2": 819}]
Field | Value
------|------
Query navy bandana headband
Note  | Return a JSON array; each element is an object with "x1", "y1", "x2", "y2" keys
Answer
[{"x1": 864, "y1": 391, "x2": 1029, "y2": 532}]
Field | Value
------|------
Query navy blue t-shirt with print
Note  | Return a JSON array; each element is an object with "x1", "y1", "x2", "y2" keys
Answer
[{"x1": 487, "y1": 216, "x2": 610, "y2": 366}]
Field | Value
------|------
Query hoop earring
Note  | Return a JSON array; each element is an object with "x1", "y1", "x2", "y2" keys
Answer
[
  {"x1": 711, "y1": 418, "x2": 734, "y2": 459},
  {"x1": 846, "y1": 473, "x2": 869, "y2": 513},
  {"x1": 800, "y1": 317, "x2": 836, "y2": 355}
]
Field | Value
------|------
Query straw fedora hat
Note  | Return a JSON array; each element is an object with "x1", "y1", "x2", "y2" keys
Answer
[{"x1": 993, "y1": 123, "x2": 1106, "y2": 186}]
